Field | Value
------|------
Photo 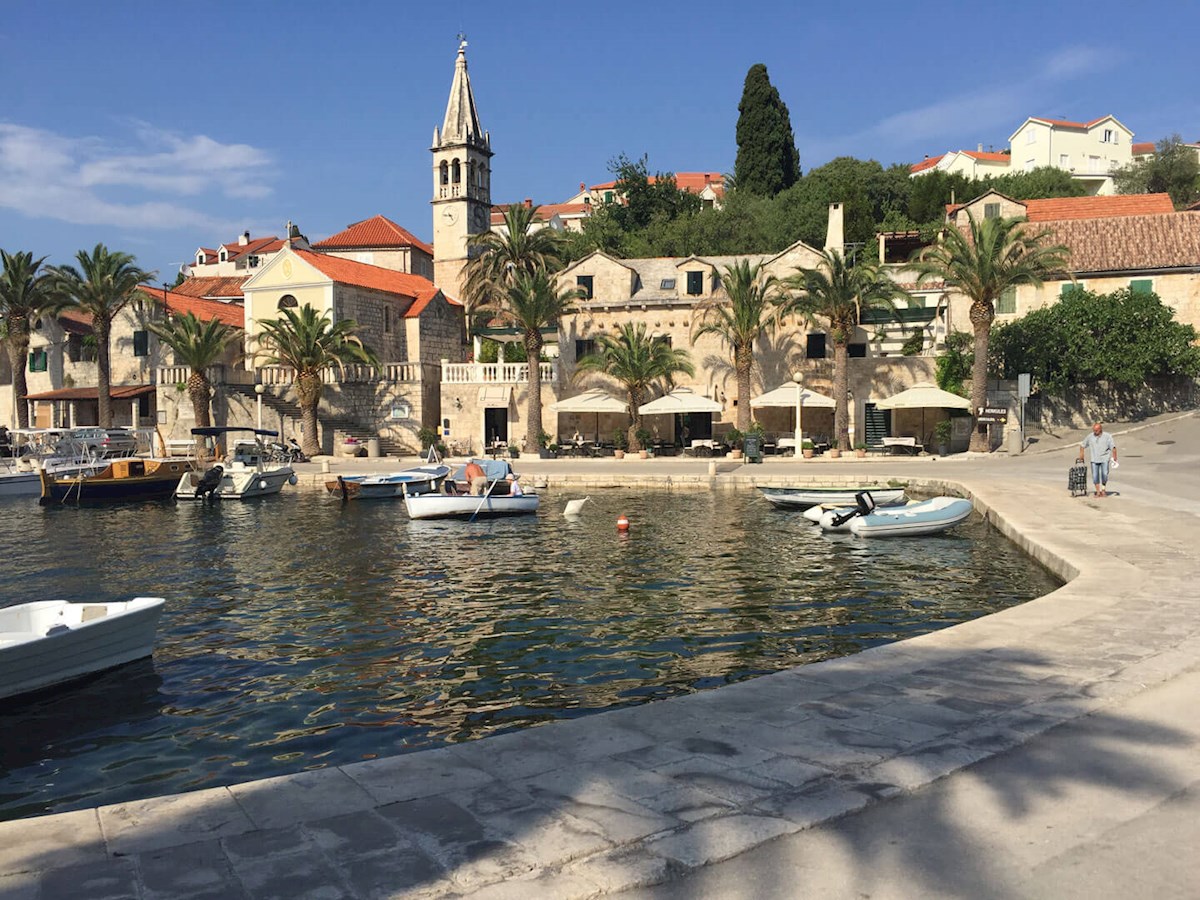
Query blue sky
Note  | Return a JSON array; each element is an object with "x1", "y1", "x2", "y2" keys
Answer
[{"x1": 2, "y1": 0, "x2": 1197, "y2": 284}]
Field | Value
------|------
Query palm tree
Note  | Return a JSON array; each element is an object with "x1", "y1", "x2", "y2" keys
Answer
[
  {"x1": 482, "y1": 268, "x2": 582, "y2": 452},
  {"x1": 692, "y1": 260, "x2": 783, "y2": 431},
  {"x1": 252, "y1": 305, "x2": 378, "y2": 457},
  {"x1": 0, "y1": 250, "x2": 62, "y2": 428},
  {"x1": 462, "y1": 203, "x2": 567, "y2": 336},
  {"x1": 48, "y1": 244, "x2": 154, "y2": 427},
  {"x1": 785, "y1": 249, "x2": 911, "y2": 451},
  {"x1": 576, "y1": 321, "x2": 694, "y2": 451},
  {"x1": 913, "y1": 214, "x2": 1070, "y2": 452},
  {"x1": 149, "y1": 311, "x2": 242, "y2": 428}
]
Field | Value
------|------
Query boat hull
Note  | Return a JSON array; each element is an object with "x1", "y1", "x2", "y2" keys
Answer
[
  {"x1": 0, "y1": 471, "x2": 41, "y2": 498},
  {"x1": 324, "y1": 465, "x2": 450, "y2": 500},
  {"x1": 403, "y1": 492, "x2": 540, "y2": 520},
  {"x1": 40, "y1": 458, "x2": 187, "y2": 504},
  {"x1": 176, "y1": 465, "x2": 296, "y2": 500},
  {"x1": 848, "y1": 497, "x2": 975, "y2": 537},
  {"x1": 0, "y1": 598, "x2": 165, "y2": 701},
  {"x1": 760, "y1": 486, "x2": 906, "y2": 510}
]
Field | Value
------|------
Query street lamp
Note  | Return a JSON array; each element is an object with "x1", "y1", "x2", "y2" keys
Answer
[
  {"x1": 254, "y1": 382, "x2": 265, "y2": 431},
  {"x1": 792, "y1": 372, "x2": 804, "y2": 452}
]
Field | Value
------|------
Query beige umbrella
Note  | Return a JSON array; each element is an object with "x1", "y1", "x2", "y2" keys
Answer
[
  {"x1": 751, "y1": 382, "x2": 836, "y2": 448},
  {"x1": 875, "y1": 381, "x2": 971, "y2": 444},
  {"x1": 637, "y1": 388, "x2": 723, "y2": 415},
  {"x1": 550, "y1": 389, "x2": 627, "y2": 442}
]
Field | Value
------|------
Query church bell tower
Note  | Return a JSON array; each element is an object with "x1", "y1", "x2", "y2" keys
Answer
[{"x1": 432, "y1": 38, "x2": 493, "y2": 302}]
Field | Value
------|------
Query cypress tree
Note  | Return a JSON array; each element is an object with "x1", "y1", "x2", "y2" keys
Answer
[{"x1": 734, "y1": 64, "x2": 800, "y2": 197}]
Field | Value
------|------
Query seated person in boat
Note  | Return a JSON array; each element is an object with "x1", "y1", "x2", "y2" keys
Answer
[
  {"x1": 507, "y1": 474, "x2": 524, "y2": 496},
  {"x1": 464, "y1": 459, "x2": 488, "y2": 495}
]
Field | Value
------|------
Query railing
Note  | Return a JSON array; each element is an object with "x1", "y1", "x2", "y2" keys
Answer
[
  {"x1": 156, "y1": 364, "x2": 229, "y2": 385},
  {"x1": 157, "y1": 362, "x2": 431, "y2": 387},
  {"x1": 441, "y1": 362, "x2": 558, "y2": 384}
]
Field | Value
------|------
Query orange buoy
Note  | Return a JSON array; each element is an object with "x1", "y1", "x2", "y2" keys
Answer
[{"x1": 616, "y1": 514, "x2": 630, "y2": 531}]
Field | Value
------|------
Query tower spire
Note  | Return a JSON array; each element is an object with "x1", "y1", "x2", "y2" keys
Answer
[{"x1": 438, "y1": 36, "x2": 488, "y2": 150}]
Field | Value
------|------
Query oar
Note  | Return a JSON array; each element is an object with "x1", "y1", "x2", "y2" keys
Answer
[{"x1": 469, "y1": 477, "x2": 499, "y2": 523}]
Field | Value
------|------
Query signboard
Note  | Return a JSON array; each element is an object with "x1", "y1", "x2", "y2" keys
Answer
[
  {"x1": 976, "y1": 406, "x2": 1009, "y2": 424},
  {"x1": 1018, "y1": 373, "x2": 1031, "y2": 400}
]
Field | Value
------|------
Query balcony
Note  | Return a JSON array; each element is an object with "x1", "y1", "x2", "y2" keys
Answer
[
  {"x1": 156, "y1": 362, "x2": 430, "y2": 388},
  {"x1": 441, "y1": 361, "x2": 558, "y2": 384}
]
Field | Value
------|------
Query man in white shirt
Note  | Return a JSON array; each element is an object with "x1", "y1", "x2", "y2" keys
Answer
[{"x1": 1078, "y1": 422, "x2": 1117, "y2": 498}]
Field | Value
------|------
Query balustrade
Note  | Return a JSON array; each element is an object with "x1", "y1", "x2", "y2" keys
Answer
[{"x1": 441, "y1": 362, "x2": 557, "y2": 384}]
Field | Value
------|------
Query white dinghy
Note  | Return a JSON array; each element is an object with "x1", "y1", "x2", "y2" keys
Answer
[
  {"x1": 819, "y1": 492, "x2": 974, "y2": 538},
  {"x1": 0, "y1": 597, "x2": 166, "y2": 700},
  {"x1": 759, "y1": 485, "x2": 906, "y2": 510}
]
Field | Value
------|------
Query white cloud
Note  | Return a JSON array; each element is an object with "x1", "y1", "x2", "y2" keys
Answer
[{"x1": 0, "y1": 122, "x2": 274, "y2": 230}]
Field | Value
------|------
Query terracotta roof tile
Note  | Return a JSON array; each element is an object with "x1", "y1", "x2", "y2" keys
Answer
[
  {"x1": 291, "y1": 250, "x2": 447, "y2": 312},
  {"x1": 311, "y1": 215, "x2": 433, "y2": 256},
  {"x1": 1024, "y1": 194, "x2": 1175, "y2": 222},
  {"x1": 588, "y1": 172, "x2": 725, "y2": 195},
  {"x1": 173, "y1": 276, "x2": 248, "y2": 300},
  {"x1": 139, "y1": 287, "x2": 244, "y2": 328},
  {"x1": 910, "y1": 154, "x2": 945, "y2": 174},
  {"x1": 1039, "y1": 212, "x2": 1200, "y2": 273},
  {"x1": 24, "y1": 384, "x2": 154, "y2": 401},
  {"x1": 1132, "y1": 141, "x2": 1156, "y2": 155},
  {"x1": 961, "y1": 150, "x2": 1011, "y2": 162}
]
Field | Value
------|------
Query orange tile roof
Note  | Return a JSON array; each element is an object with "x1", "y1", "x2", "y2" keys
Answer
[
  {"x1": 291, "y1": 250, "x2": 445, "y2": 313},
  {"x1": 173, "y1": 276, "x2": 248, "y2": 300},
  {"x1": 490, "y1": 202, "x2": 590, "y2": 224},
  {"x1": 58, "y1": 309, "x2": 95, "y2": 334},
  {"x1": 1039, "y1": 212, "x2": 1200, "y2": 272},
  {"x1": 139, "y1": 287, "x2": 244, "y2": 328},
  {"x1": 910, "y1": 154, "x2": 945, "y2": 174},
  {"x1": 216, "y1": 235, "x2": 282, "y2": 261},
  {"x1": 24, "y1": 384, "x2": 155, "y2": 401},
  {"x1": 589, "y1": 172, "x2": 726, "y2": 195},
  {"x1": 1024, "y1": 193, "x2": 1175, "y2": 222},
  {"x1": 1132, "y1": 141, "x2": 1156, "y2": 155},
  {"x1": 961, "y1": 150, "x2": 1011, "y2": 162},
  {"x1": 311, "y1": 215, "x2": 433, "y2": 256}
]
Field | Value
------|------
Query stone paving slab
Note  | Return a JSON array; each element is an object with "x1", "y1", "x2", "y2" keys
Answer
[{"x1": 7, "y1": 424, "x2": 1200, "y2": 898}]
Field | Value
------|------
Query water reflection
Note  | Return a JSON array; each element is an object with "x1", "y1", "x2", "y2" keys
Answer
[{"x1": 0, "y1": 490, "x2": 1059, "y2": 819}]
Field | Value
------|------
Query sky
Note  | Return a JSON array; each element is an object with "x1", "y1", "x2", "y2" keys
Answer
[{"x1": 2, "y1": 0, "x2": 1197, "y2": 284}]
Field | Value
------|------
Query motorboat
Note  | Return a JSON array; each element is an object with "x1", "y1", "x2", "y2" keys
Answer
[
  {"x1": 760, "y1": 485, "x2": 906, "y2": 510},
  {"x1": 40, "y1": 457, "x2": 188, "y2": 504},
  {"x1": 0, "y1": 597, "x2": 166, "y2": 700},
  {"x1": 175, "y1": 428, "x2": 297, "y2": 501},
  {"x1": 0, "y1": 429, "x2": 121, "y2": 498},
  {"x1": 818, "y1": 492, "x2": 974, "y2": 537},
  {"x1": 402, "y1": 458, "x2": 539, "y2": 520},
  {"x1": 325, "y1": 464, "x2": 450, "y2": 500}
]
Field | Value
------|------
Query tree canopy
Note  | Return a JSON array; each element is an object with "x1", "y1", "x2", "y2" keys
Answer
[
  {"x1": 1113, "y1": 135, "x2": 1200, "y2": 209},
  {"x1": 990, "y1": 287, "x2": 1200, "y2": 392},
  {"x1": 734, "y1": 64, "x2": 800, "y2": 197}
]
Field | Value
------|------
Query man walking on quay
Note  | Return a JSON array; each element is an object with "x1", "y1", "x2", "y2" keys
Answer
[{"x1": 1079, "y1": 422, "x2": 1118, "y2": 497}]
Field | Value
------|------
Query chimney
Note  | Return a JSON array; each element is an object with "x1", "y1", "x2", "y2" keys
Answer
[
  {"x1": 824, "y1": 202, "x2": 844, "y2": 254},
  {"x1": 977, "y1": 143, "x2": 983, "y2": 153},
  {"x1": 239, "y1": 230, "x2": 250, "y2": 246},
  {"x1": 524, "y1": 198, "x2": 532, "y2": 208},
  {"x1": 579, "y1": 182, "x2": 585, "y2": 192}
]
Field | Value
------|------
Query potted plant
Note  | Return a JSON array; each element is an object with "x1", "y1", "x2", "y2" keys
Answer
[
  {"x1": 935, "y1": 420, "x2": 953, "y2": 456},
  {"x1": 725, "y1": 427, "x2": 744, "y2": 459},
  {"x1": 416, "y1": 426, "x2": 438, "y2": 451},
  {"x1": 634, "y1": 427, "x2": 652, "y2": 458},
  {"x1": 508, "y1": 443, "x2": 520, "y2": 459},
  {"x1": 612, "y1": 428, "x2": 628, "y2": 460},
  {"x1": 802, "y1": 438, "x2": 815, "y2": 460},
  {"x1": 854, "y1": 441, "x2": 868, "y2": 459},
  {"x1": 537, "y1": 430, "x2": 556, "y2": 459},
  {"x1": 341, "y1": 436, "x2": 363, "y2": 457}
]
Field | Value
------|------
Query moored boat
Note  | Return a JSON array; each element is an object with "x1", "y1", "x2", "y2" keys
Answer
[
  {"x1": 0, "y1": 597, "x2": 166, "y2": 700},
  {"x1": 847, "y1": 496, "x2": 974, "y2": 537},
  {"x1": 402, "y1": 458, "x2": 538, "y2": 520},
  {"x1": 760, "y1": 485, "x2": 906, "y2": 510},
  {"x1": 0, "y1": 429, "x2": 122, "y2": 498},
  {"x1": 175, "y1": 428, "x2": 296, "y2": 501},
  {"x1": 40, "y1": 458, "x2": 187, "y2": 504},
  {"x1": 325, "y1": 464, "x2": 450, "y2": 500}
]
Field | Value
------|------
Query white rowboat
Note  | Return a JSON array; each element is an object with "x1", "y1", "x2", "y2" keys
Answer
[
  {"x1": 403, "y1": 491, "x2": 539, "y2": 520},
  {"x1": 0, "y1": 597, "x2": 165, "y2": 700},
  {"x1": 759, "y1": 486, "x2": 906, "y2": 510}
]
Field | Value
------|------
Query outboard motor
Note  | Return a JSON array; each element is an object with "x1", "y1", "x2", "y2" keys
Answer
[
  {"x1": 830, "y1": 491, "x2": 877, "y2": 528},
  {"x1": 195, "y1": 465, "x2": 224, "y2": 502}
]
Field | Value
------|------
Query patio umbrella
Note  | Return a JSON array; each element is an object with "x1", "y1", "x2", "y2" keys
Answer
[
  {"x1": 875, "y1": 381, "x2": 971, "y2": 443},
  {"x1": 637, "y1": 388, "x2": 723, "y2": 415},
  {"x1": 549, "y1": 389, "x2": 627, "y2": 442},
  {"x1": 751, "y1": 382, "x2": 835, "y2": 448}
]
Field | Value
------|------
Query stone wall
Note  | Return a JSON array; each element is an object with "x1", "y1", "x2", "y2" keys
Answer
[{"x1": 1025, "y1": 377, "x2": 1199, "y2": 431}]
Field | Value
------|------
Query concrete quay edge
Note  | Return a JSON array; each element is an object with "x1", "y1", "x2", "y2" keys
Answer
[{"x1": 1, "y1": 451, "x2": 1197, "y2": 899}]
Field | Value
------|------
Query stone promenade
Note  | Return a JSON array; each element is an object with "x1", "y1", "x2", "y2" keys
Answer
[{"x1": 1, "y1": 414, "x2": 1197, "y2": 899}]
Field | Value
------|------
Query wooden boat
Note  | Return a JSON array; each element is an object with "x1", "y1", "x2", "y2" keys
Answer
[
  {"x1": 848, "y1": 496, "x2": 974, "y2": 538},
  {"x1": 760, "y1": 485, "x2": 906, "y2": 510},
  {"x1": 325, "y1": 465, "x2": 450, "y2": 500},
  {"x1": 0, "y1": 597, "x2": 165, "y2": 700},
  {"x1": 0, "y1": 429, "x2": 121, "y2": 498},
  {"x1": 40, "y1": 457, "x2": 187, "y2": 504},
  {"x1": 402, "y1": 458, "x2": 538, "y2": 519},
  {"x1": 176, "y1": 428, "x2": 296, "y2": 501}
]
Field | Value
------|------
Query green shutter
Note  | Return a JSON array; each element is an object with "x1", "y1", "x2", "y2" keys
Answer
[
  {"x1": 1130, "y1": 279, "x2": 1153, "y2": 295},
  {"x1": 1061, "y1": 283, "x2": 1084, "y2": 297},
  {"x1": 133, "y1": 330, "x2": 149, "y2": 357},
  {"x1": 996, "y1": 287, "x2": 1017, "y2": 314}
]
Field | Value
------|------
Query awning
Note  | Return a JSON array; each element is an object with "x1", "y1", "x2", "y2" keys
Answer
[
  {"x1": 478, "y1": 385, "x2": 513, "y2": 408},
  {"x1": 638, "y1": 388, "x2": 723, "y2": 415},
  {"x1": 874, "y1": 381, "x2": 971, "y2": 410},
  {"x1": 751, "y1": 383, "x2": 836, "y2": 409},
  {"x1": 549, "y1": 389, "x2": 627, "y2": 413},
  {"x1": 23, "y1": 384, "x2": 156, "y2": 401}
]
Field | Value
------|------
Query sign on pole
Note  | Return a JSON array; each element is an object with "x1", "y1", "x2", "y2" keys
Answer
[
  {"x1": 1017, "y1": 373, "x2": 1031, "y2": 400},
  {"x1": 976, "y1": 406, "x2": 1009, "y2": 424}
]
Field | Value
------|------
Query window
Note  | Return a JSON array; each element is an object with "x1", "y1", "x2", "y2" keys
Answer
[
  {"x1": 67, "y1": 333, "x2": 83, "y2": 363},
  {"x1": 983, "y1": 202, "x2": 1001, "y2": 219},
  {"x1": 133, "y1": 330, "x2": 149, "y2": 357},
  {"x1": 1026, "y1": 129, "x2": 1036, "y2": 144},
  {"x1": 574, "y1": 339, "x2": 597, "y2": 360},
  {"x1": 848, "y1": 343, "x2": 867, "y2": 358},
  {"x1": 660, "y1": 278, "x2": 676, "y2": 290},
  {"x1": 1130, "y1": 279, "x2": 1154, "y2": 295},
  {"x1": 138, "y1": 393, "x2": 150, "y2": 419},
  {"x1": 219, "y1": 249, "x2": 227, "y2": 262},
  {"x1": 1102, "y1": 129, "x2": 1115, "y2": 143},
  {"x1": 28, "y1": 349, "x2": 48, "y2": 372},
  {"x1": 383, "y1": 305, "x2": 392, "y2": 334},
  {"x1": 1025, "y1": 158, "x2": 1036, "y2": 172},
  {"x1": 440, "y1": 161, "x2": 449, "y2": 185},
  {"x1": 603, "y1": 191, "x2": 614, "y2": 204},
  {"x1": 278, "y1": 294, "x2": 298, "y2": 309},
  {"x1": 652, "y1": 334, "x2": 672, "y2": 348},
  {"x1": 997, "y1": 287, "x2": 1017, "y2": 314},
  {"x1": 247, "y1": 255, "x2": 260, "y2": 268},
  {"x1": 685, "y1": 271, "x2": 704, "y2": 295},
  {"x1": 1061, "y1": 282, "x2": 1085, "y2": 297},
  {"x1": 576, "y1": 275, "x2": 594, "y2": 299},
  {"x1": 806, "y1": 333, "x2": 826, "y2": 359},
  {"x1": 451, "y1": 159, "x2": 461, "y2": 183},
  {"x1": 1059, "y1": 154, "x2": 1070, "y2": 168},
  {"x1": 1088, "y1": 155, "x2": 1102, "y2": 173}
]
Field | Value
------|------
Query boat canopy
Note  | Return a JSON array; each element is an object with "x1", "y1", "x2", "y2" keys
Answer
[{"x1": 190, "y1": 427, "x2": 280, "y2": 438}]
